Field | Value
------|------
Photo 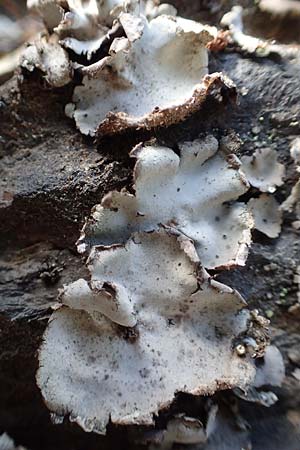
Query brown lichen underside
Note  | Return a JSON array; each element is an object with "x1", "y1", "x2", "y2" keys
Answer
[{"x1": 96, "y1": 73, "x2": 237, "y2": 137}]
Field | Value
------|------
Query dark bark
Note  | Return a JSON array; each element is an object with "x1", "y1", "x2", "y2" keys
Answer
[{"x1": 1, "y1": 2, "x2": 300, "y2": 448}]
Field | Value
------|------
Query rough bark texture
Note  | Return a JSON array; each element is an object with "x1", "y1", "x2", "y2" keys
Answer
[{"x1": 1, "y1": 1, "x2": 300, "y2": 449}]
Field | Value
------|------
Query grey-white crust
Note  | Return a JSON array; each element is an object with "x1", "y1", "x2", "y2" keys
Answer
[{"x1": 78, "y1": 136, "x2": 253, "y2": 269}]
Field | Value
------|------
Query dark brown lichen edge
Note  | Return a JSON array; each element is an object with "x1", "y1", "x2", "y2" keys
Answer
[{"x1": 95, "y1": 73, "x2": 236, "y2": 137}]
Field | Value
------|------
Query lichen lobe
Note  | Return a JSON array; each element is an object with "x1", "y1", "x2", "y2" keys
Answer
[{"x1": 37, "y1": 229, "x2": 255, "y2": 434}]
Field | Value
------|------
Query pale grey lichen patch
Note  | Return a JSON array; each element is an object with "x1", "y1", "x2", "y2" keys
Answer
[
  {"x1": 67, "y1": 14, "x2": 214, "y2": 135},
  {"x1": 160, "y1": 415, "x2": 207, "y2": 448},
  {"x1": 0, "y1": 433, "x2": 28, "y2": 450},
  {"x1": 259, "y1": 0, "x2": 300, "y2": 17},
  {"x1": 132, "y1": 403, "x2": 220, "y2": 449},
  {"x1": 23, "y1": 0, "x2": 219, "y2": 132},
  {"x1": 221, "y1": 5, "x2": 276, "y2": 57},
  {"x1": 37, "y1": 229, "x2": 255, "y2": 434},
  {"x1": 21, "y1": 34, "x2": 72, "y2": 87},
  {"x1": 142, "y1": 401, "x2": 254, "y2": 450},
  {"x1": 26, "y1": 2, "x2": 272, "y2": 437},
  {"x1": 174, "y1": 16, "x2": 217, "y2": 36},
  {"x1": 159, "y1": 405, "x2": 219, "y2": 449},
  {"x1": 78, "y1": 136, "x2": 253, "y2": 269},
  {"x1": 144, "y1": 1, "x2": 177, "y2": 20},
  {"x1": 290, "y1": 137, "x2": 300, "y2": 165},
  {"x1": 241, "y1": 148, "x2": 285, "y2": 193},
  {"x1": 281, "y1": 179, "x2": 300, "y2": 220},
  {"x1": 254, "y1": 345, "x2": 285, "y2": 388},
  {"x1": 294, "y1": 266, "x2": 300, "y2": 303},
  {"x1": 54, "y1": 0, "x2": 131, "y2": 60},
  {"x1": 234, "y1": 345, "x2": 284, "y2": 408},
  {"x1": 248, "y1": 194, "x2": 282, "y2": 238},
  {"x1": 27, "y1": 0, "x2": 65, "y2": 30},
  {"x1": 234, "y1": 385, "x2": 279, "y2": 407},
  {"x1": 61, "y1": 278, "x2": 137, "y2": 327},
  {"x1": 26, "y1": 0, "x2": 136, "y2": 65},
  {"x1": 281, "y1": 138, "x2": 300, "y2": 229},
  {"x1": 27, "y1": 0, "x2": 177, "y2": 61}
]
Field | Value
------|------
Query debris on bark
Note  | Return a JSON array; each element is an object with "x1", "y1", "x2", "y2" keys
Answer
[{"x1": 248, "y1": 194, "x2": 282, "y2": 238}]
